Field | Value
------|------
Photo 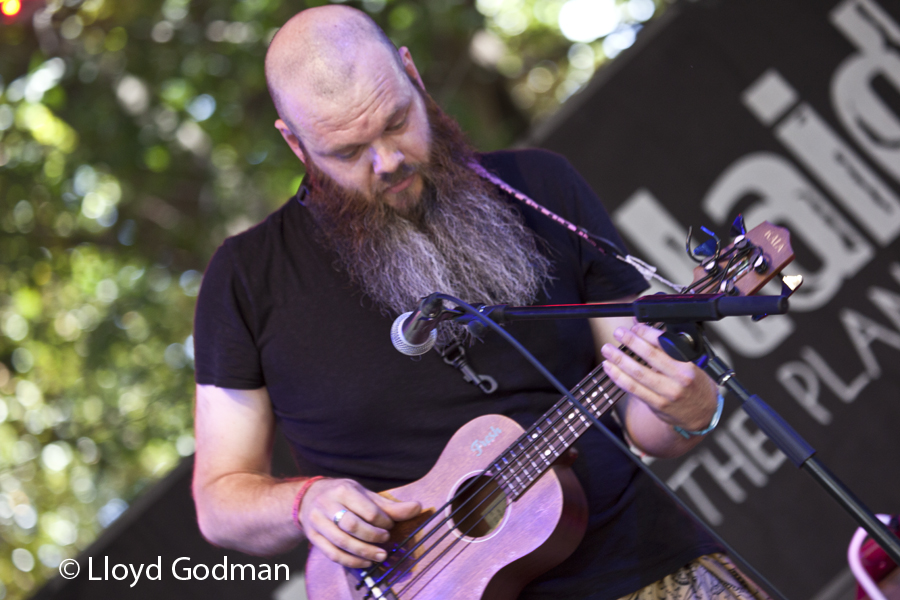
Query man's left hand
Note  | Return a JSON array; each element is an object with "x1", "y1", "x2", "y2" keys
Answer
[{"x1": 600, "y1": 322, "x2": 719, "y2": 435}]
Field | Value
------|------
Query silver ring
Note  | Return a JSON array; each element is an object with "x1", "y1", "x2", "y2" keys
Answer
[{"x1": 333, "y1": 509, "x2": 348, "y2": 527}]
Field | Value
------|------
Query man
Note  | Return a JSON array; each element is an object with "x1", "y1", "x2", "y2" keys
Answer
[{"x1": 192, "y1": 5, "x2": 767, "y2": 599}]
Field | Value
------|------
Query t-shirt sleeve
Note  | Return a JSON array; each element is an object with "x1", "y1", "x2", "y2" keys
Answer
[
  {"x1": 558, "y1": 157, "x2": 650, "y2": 302},
  {"x1": 193, "y1": 241, "x2": 265, "y2": 389}
]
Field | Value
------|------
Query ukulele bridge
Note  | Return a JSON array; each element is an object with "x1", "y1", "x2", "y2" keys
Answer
[{"x1": 353, "y1": 567, "x2": 399, "y2": 600}]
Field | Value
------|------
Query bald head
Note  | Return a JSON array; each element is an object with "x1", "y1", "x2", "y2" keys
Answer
[{"x1": 265, "y1": 6, "x2": 402, "y2": 134}]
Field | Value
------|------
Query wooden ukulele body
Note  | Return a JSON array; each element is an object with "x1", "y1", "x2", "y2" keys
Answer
[{"x1": 305, "y1": 414, "x2": 589, "y2": 600}]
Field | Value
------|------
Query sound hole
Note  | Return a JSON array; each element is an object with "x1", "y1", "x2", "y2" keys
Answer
[{"x1": 450, "y1": 475, "x2": 507, "y2": 538}]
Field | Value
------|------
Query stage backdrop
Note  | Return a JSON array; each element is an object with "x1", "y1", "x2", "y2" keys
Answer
[{"x1": 534, "y1": 0, "x2": 900, "y2": 598}]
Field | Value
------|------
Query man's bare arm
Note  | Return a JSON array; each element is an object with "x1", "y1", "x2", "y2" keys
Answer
[
  {"x1": 192, "y1": 384, "x2": 305, "y2": 554},
  {"x1": 192, "y1": 384, "x2": 420, "y2": 565}
]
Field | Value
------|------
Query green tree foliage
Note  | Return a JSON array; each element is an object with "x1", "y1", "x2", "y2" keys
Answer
[{"x1": 0, "y1": 0, "x2": 663, "y2": 597}]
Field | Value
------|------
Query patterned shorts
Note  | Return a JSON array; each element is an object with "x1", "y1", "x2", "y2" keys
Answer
[{"x1": 617, "y1": 554, "x2": 773, "y2": 600}]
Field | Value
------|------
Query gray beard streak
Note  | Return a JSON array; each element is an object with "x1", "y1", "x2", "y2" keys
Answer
[{"x1": 331, "y1": 185, "x2": 553, "y2": 343}]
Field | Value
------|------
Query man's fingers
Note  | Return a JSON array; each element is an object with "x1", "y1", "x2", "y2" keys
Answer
[
  {"x1": 602, "y1": 321, "x2": 720, "y2": 432},
  {"x1": 613, "y1": 325, "x2": 677, "y2": 375},
  {"x1": 306, "y1": 527, "x2": 385, "y2": 568},
  {"x1": 601, "y1": 341, "x2": 671, "y2": 401},
  {"x1": 601, "y1": 357, "x2": 667, "y2": 410},
  {"x1": 375, "y1": 497, "x2": 422, "y2": 522},
  {"x1": 331, "y1": 509, "x2": 391, "y2": 544},
  {"x1": 311, "y1": 479, "x2": 395, "y2": 530},
  {"x1": 607, "y1": 326, "x2": 696, "y2": 389},
  {"x1": 300, "y1": 478, "x2": 422, "y2": 569},
  {"x1": 338, "y1": 492, "x2": 396, "y2": 531}
]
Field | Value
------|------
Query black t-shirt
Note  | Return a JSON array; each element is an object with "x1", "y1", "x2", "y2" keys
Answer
[{"x1": 193, "y1": 149, "x2": 720, "y2": 599}]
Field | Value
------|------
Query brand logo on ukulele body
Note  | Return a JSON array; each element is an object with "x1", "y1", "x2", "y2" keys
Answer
[{"x1": 471, "y1": 426, "x2": 502, "y2": 456}]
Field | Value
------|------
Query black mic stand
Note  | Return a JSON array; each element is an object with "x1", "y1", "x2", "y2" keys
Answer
[
  {"x1": 443, "y1": 292, "x2": 900, "y2": 565},
  {"x1": 659, "y1": 319, "x2": 900, "y2": 565}
]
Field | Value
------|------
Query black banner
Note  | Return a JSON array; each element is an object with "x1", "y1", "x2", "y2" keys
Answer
[{"x1": 537, "y1": 1, "x2": 900, "y2": 597}]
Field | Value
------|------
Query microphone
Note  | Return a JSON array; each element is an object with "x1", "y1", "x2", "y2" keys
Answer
[{"x1": 390, "y1": 294, "x2": 444, "y2": 356}]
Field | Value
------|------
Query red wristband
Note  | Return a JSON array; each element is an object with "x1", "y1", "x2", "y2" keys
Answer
[{"x1": 291, "y1": 476, "x2": 324, "y2": 532}]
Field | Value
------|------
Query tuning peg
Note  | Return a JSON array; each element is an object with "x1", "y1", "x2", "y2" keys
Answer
[
  {"x1": 694, "y1": 238, "x2": 718, "y2": 258},
  {"x1": 753, "y1": 249, "x2": 769, "y2": 274},
  {"x1": 730, "y1": 214, "x2": 747, "y2": 238},
  {"x1": 686, "y1": 225, "x2": 721, "y2": 263}
]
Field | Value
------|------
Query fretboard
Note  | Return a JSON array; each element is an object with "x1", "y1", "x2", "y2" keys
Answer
[{"x1": 489, "y1": 356, "x2": 632, "y2": 500}]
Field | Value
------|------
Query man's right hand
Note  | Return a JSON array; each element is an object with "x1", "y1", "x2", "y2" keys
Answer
[{"x1": 299, "y1": 478, "x2": 421, "y2": 568}]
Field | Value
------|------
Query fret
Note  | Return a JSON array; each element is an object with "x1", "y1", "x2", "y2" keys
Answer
[
  {"x1": 512, "y1": 469, "x2": 524, "y2": 489},
  {"x1": 548, "y1": 415, "x2": 563, "y2": 447},
  {"x1": 561, "y1": 408, "x2": 576, "y2": 431},
  {"x1": 517, "y1": 452, "x2": 535, "y2": 480},
  {"x1": 510, "y1": 445, "x2": 527, "y2": 489},
  {"x1": 495, "y1": 461, "x2": 513, "y2": 494},
  {"x1": 545, "y1": 418, "x2": 562, "y2": 444}
]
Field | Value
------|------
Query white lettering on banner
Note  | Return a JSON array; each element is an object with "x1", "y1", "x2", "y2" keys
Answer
[
  {"x1": 831, "y1": 0, "x2": 900, "y2": 184},
  {"x1": 799, "y1": 346, "x2": 870, "y2": 403},
  {"x1": 704, "y1": 152, "x2": 874, "y2": 312},
  {"x1": 614, "y1": 190, "x2": 795, "y2": 357},
  {"x1": 776, "y1": 361, "x2": 832, "y2": 425},
  {"x1": 742, "y1": 70, "x2": 799, "y2": 126},
  {"x1": 606, "y1": 0, "x2": 900, "y2": 522},
  {"x1": 776, "y1": 345, "x2": 870, "y2": 422},
  {"x1": 840, "y1": 307, "x2": 900, "y2": 378},
  {"x1": 699, "y1": 433, "x2": 769, "y2": 502},
  {"x1": 614, "y1": 190, "x2": 696, "y2": 285},
  {"x1": 666, "y1": 414, "x2": 778, "y2": 526},
  {"x1": 779, "y1": 105, "x2": 900, "y2": 244},
  {"x1": 621, "y1": 0, "x2": 900, "y2": 524},
  {"x1": 868, "y1": 264, "x2": 900, "y2": 331},
  {"x1": 744, "y1": 69, "x2": 900, "y2": 245}
]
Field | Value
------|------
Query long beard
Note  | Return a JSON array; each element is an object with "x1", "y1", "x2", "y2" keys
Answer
[{"x1": 303, "y1": 90, "x2": 553, "y2": 342}]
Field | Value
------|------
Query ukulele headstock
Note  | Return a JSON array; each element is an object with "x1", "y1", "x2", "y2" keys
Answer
[{"x1": 687, "y1": 217, "x2": 796, "y2": 298}]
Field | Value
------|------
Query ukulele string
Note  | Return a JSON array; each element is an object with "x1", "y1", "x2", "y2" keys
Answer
[
  {"x1": 371, "y1": 367, "x2": 630, "y2": 598},
  {"x1": 689, "y1": 241, "x2": 750, "y2": 292},
  {"x1": 684, "y1": 242, "x2": 753, "y2": 294}
]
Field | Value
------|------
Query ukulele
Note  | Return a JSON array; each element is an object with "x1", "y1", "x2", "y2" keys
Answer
[{"x1": 306, "y1": 220, "x2": 795, "y2": 600}]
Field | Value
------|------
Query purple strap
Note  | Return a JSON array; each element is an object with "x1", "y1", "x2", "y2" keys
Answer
[{"x1": 468, "y1": 161, "x2": 682, "y2": 291}]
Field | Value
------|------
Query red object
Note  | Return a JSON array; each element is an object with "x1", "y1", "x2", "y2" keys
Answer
[
  {"x1": 855, "y1": 516, "x2": 900, "y2": 600},
  {"x1": 1, "y1": 0, "x2": 44, "y2": 22},
  {"x1": 1, "y1": 0, "x2": 21, "y2": 16},
  {"x1": 291, "y1": 476, "x2": 325, "y2": 532}
]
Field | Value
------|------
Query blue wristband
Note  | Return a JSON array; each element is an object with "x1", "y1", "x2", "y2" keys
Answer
[{"x1": 673, "y1": 394, "x2": 724, "y2": 439}]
